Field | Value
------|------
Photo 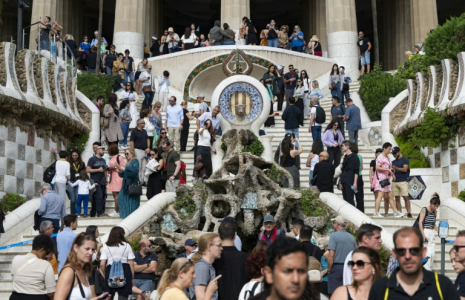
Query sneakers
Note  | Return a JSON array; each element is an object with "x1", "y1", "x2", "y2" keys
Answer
[
  {"x1": 394, "y1": 212, "x2": 404, "y2": 218},
  {"x1": 372, "y1": 213, "x2": 383, "y2": 218},
  {"x1": 407, "y1": 213, "x2": 413, "y2": 218},
  {"x1": 384, "y1": 213, "x2": 389, "y2": 217},
  {"x1": 108, "y1": 211, "x2": 120, "y2": 218}
]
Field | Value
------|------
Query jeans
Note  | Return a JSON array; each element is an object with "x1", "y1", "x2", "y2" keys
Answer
[
  {"x1": 267, "y1": 38, "x2": 278, "y2": 47},
  {"x1": 143, "y1": 91, "x2": 155, "y2": 107},
  {"x1": 133, "y1": 279, "x2": 155, "y2": 292},
  {"x1": 77, "y1": 194, "x2": 89, "y2": 215},
  {"x1": 360, "y1": 51, "x2": 371, "y2": 65},
  {"x1": 67, "y1": 184, "x2": 79, "y2": 215},
  {"x1": 212, "y1": 41, "x2": 223, "y2": 46},
  {"x1": 292, "y1": 45, "x2": 304, "y2": 52},
  {"x1": 311, "y1": 126, "x2": 322, "y2": 142},
  {"x1": 285, "y1": 128, "x2": 299, "y2": 139},
  {"x1": 124, "y1": 71, "x2": 135, "y2": 85},
  {"x1": 105, "y1": 66, "x2": 112, "y2": 77},
  {"x1": 341, "y1": 89, "x2": 350, "y2": 105},
  {"x1": 91, "y1": 184, "x2": 106, "y2": 216},
  {"x1": 309, "y1": 170, "x2": 314, "y2": 187},
  {"x1": 223, "y1": 40, "x2": 235, "y2": 45},
  {"x1": 331, "y1": 82, "x2": 342, "y2": 100},
  {"x1": 88, "y1": 69, "x2": 96, "y2": 73},
  {"x1": 120, "y1": 122, "x2": 130, "y2": 146},
  {"x1": 348, "y1": 130, "x2": 359, "y2": 146},
  {"x1": 40, "y1": 40, "x2": 49, "y2": 51}
]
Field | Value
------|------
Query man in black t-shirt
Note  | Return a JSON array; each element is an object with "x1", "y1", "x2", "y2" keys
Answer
[
  {"x1": 133, "y1": 239, "x2": 158, "y2": 299},
  {"x1": 392, "y1": 147, "x2": 412, "y2": 218},
  {"x1": 86, "y1": 145, "x2": 107, "y2": 217},
  {"x1": 357, "y1": 31, "x2": 372, "y2": 78},
  {"x1": 266, "y1": 20, "x2": 279, "y2": 47},
  {"x1": 213, "y1": 222, "x2": 249, "y2": 300},
  {"x1": 283, "y1": 65, "x2": 299, "y2": 107},
  {"x1": 130, "y1": 119, "x2": 150, "y2": 183}
]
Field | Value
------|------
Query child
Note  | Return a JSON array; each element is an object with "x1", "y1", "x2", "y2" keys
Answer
[{"x1": 69, "y1": 170, "x2": 97, "y2": 218}]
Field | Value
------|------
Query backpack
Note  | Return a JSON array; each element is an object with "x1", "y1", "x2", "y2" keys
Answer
[
  {"x1": 244, "y1": 281, "x2": 260, "y2": 300},
  {"x1": 43, "y1": 161, "x2": 57, "y2": 183},
  {"x1": 314, "y1": 106, "x2": 326, "y2": 124},
  {"x1": 107, "y1": 244, "x2": 128, "y2": 288},
  {"x1": 307, "y1": 246, "x2": 322, "y2": 283}
]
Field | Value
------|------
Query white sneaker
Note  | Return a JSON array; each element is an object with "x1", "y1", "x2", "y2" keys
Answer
[
  {"x1": 372, "y1": 213, "x2": 383, "y2": 218},
  {"x1": 394, "y1": 212, "x2": 404, "y2": 218},
  {"x1": 108, "y1": 211, "x2": 117, "y2": 217}
]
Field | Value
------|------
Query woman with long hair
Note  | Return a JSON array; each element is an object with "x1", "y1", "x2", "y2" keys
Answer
[
  {"x1": 135, "y1": 58, "x2": 148, "y2": 97},
  {"x1": 119, "y1": 99, "x2": 132, "y2": 149},
  {"x1": 306, "y1": 140, "x2": 323, "y2": 187},
  {"x1": 330, "y1": 247, "x2": 383, "y2": 300},
  {"x1": 263, "y1": 64, "x2": 280, "y2": 127},
  {"x1": 328, "y1": 63, "x2": 342, "y2": 100},
  {"x1": 293, "y1": 78, "x2": 305, "y2": 126},
  {"x1": 245, "y1": 19, "x2": 258, "y2": 45},
  {"x1": 107, "y1": 144, "x2": 125, "y2": 218},
  {"x1": 68, "y1": 149, "x2": 86, "y2": 215},
  {"x1": 260, "y1": 27, "x2": 268, "y2": 46},
  {"x1": 146, "y1": 148, "x2": 164, "y2": 199},
  {"x1": 322, "y1": 120, "x2": 344, "y2": 169},
  {"x1": 100, "y1": 227, "x2": 135, "y2": 300},
  {"x1": 238, "y1": 251, "x2": 266, "y2": 300},
  {"x1": 191, "y1": 23, "x2": 200, "y2": 47},
  {"x1": 194, "y1": 148, "x2": 213, "y2": 182},
  {"x1": 116, "y1": 148, "x2": 140, "y2": 218},
  {"x1": 85, "y1": 226, "x2": 103, "y2": 298},
  {"x1": 55, "y1": 233, "x2": 110, "y2": 300},
  {"x1": 160, "y1": 30, "x2": 169, "y2": 55},
  {"x1": 150, "y1": 101, "x2": 163, "y2": 140},
  {"x1": 223, "y1": 23, "x2": 235, "y2": 45},
  {"x1": 122, "y1": 80, "x2": 137, "y2": 129},
  {"x1": 418, "y1": 193, "x2": 441, "y2": 271},
  {"x1": 112, "y1": 53, "x2": 124, "y2": 76},
  {"x1": 373, "y1": 142, "x2": 403, "y2": 218},
  {"x1": 181, "y1": 101, "x2": 195, "y2": 151},
  {"x1": 308, "y1": 35, "x2": 322, "y2": 56},
  {"x1": 181, "y1": 27, "x2": 196, "y2": 50},
  {"x1": 196, "y1": 119, "x2": 214, "y2": 158},
  {"x1": 300, "y1": 70, "x2": 311, "y2": 119},
  {"x1": 280, "y1": 137, "x2": 303, "y2": 188},
  {"x1": 156, "y1": 128, "x2": 169, "y2": 154},
  {"x1": 103, "y1": 93, "x2": 123, "y2": 145},
  {"x1": 141, "y1": 108, "x2": 156, "y2": 151},
  {"x1": 308, "y1": 80, "x2": 324, "y2": 106},
  {"x1": 260, "y1": 78, "x2": 275, "y2": 128}
]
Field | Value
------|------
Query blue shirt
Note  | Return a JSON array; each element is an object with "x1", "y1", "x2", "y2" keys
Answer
[
  {"x1": 341, "y1": 73, "x2": 352, "y2": 85},
  {"x1": 38, "y1": 190, "x2": 67, "y2": 225},
  {"x1": 57, "y1": 228, "x2": 77, "y2": 271},
  {"x1": 90, "y1": 37, "x2": 107, "y2": 47},
  {"x1": 321, "y1": 256, "x2": 328, "y2": 282},
  {"x1": 166, "y1": 104, "x2": 184, "y2": 127},
  {"x1": 393, "y1": 157, "x2": 409, "y2": 182},
  {"x1": 345, "y1": 104, "x2": 362, "y2": 131},
  {"x1": 291, "y1": 31, "x2": 304, "y2": 47},
  {"x1": 309, "y1": 88, "x2": 324, "y2": 99}
]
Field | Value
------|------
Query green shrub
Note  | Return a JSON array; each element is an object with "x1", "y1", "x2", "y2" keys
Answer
[
  {"x1": 129, "y1": 234, "x2": 142, "y2": 253},
  {"x1": 174, "y1": 193, "x2": 196, "y2": 220},
  {"x1": 410, "y1": 107, "x2": 454, "y2": 149},
  {"x1": 77, "y1": 71, "x2": 114, "y2": 102},
  {"x1": 423, "y1": 13, "x2": 465, "y2": 66},
  {"x1": 458, "y1": 190, "x2": 465, "y2": 201},
  {"x1": 299, "y1": 189, "x2": 327, "y2": 217},
  {"x1": 242, "y1": 139, "x2": 264, "y2": 157},
  {"x1": 1, "y1": 193, "x2": 26, "y2": 212},
  {"x1": 264, "y1": 164, "x2": 287, "y2": 187},
  {"x1": 394, "y1": 135, "x2": 430, "y2": 168},
  {"x1": 395, "y1": 54, "x2": 429, "y2": 80},
  {"x1": 67, "y1": 132, "x2": 90, "y2": 154},
  {"x1": 359, "y1": 67, "x2": 406, "y2": 121}
]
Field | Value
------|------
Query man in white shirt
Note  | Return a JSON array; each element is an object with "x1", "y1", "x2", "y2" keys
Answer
[
  {"x1": 165, "y1": 96, "x2": 184, "y2": 151},
  {"x1": 158, "y1": 70, "x2": 170, "y2": 110},
  {"x1": 54, "y1": 150, "x2": 70, "y2": 203},
  {"x1": 139, "y1": 65, "x2": 156, "y2": 108}
]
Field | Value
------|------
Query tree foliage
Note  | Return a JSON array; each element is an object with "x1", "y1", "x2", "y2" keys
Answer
[{"x1": 77, "y1": 71, "x2": 113, "y2": 102}]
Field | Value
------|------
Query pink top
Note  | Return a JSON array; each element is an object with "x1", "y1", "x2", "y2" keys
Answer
[
  {"x1": 374, "y1": 154, "x2": 392, "y2": 192},
  {"x1": 108, "y1": 155, "x2": 126, "y2": 192}
]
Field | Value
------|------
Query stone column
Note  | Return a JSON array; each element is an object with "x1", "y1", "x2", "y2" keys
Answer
[
  {"x1": 221, "y1": 0, "x2": 249, "y2": 32},
  {"x1": 326, "y1": 0, "x2": 358, "y2": 75},
  {"x1": 410, "y1": 0, "x2": 437, "y2": 46},
  {"x1": 29, "y1": 0, "x2": 58, "y2": 49},
  {"x1": 315, "y1": 0, "x2": 327, "y2": 56},
  {"x1": 113, "y1": 0, "x2": 147, "y2": 59},
  {"x1": 382, "y1": 0, "x2": 396, "y2": 70},
  {"x1": 395, "y1": 0, "x2": 412, "y2": 67}
]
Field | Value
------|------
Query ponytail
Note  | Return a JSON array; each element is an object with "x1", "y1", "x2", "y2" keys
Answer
[
  {"x1": 191, "y1": 233, "x2": 219, "y2": 264},
  {"x1": 156, "y1": 258, "x2": 194, "y2": 299}
]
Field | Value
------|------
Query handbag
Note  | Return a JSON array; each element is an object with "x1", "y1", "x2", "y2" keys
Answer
[
  {"x1": 330, "y1": 83, "x2": 336, "y2": 90},
  {"x1": 142, "y1": 74, "x2": 153, "y2": 92},
  {"x1": 376, "y1": 171, "x2": 390, "y2": 188},
  {"x1": 100, "y1": 116, "x2": 110, "y2": 128},
  {"x1": 171, "y1": 41, "x2": 180, "y2": 52},
  {"x1": 128, "y1": 184, "x2": 142, "y2": 196}
]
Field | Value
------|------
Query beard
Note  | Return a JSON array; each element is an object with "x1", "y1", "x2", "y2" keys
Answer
[{"x1": 399, "y1": 260, "x2": 423, "y2": 276}]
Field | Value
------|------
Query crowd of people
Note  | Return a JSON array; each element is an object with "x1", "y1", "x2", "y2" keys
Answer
[{"x1": 9, "y1": 209, "x2": 464, "y2": 300}]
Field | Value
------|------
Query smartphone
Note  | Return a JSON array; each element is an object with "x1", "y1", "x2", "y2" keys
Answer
[
  {"x1": 99, "y1": 292, "x2": 109, "y2": 299},
  {"x1": 292, "y1": 133, "x2": 296, "y2": 139}
]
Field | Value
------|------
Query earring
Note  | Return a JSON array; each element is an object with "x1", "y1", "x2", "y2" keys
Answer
[{"x1": 372, "y1": 270, "x2": 375, "y2": 275}]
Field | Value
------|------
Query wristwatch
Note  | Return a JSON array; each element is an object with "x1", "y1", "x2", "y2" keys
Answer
[{"x1": 147, "y1": 262, "x2": 150, "y2": 267}]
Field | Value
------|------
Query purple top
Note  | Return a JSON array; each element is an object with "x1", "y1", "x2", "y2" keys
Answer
[{"x1": 322, "y1": 129, "x2": 344, "y2": 147}]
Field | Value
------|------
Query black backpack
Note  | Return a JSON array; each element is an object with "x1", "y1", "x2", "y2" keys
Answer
[
  {"x1": 43, "y1": 161, "x2": 57, "y2": 184},
  {"x1": 314, "y1": 106, "x2": 326, "y2": 124}
]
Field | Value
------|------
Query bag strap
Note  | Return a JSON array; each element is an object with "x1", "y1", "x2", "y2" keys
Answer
[
  {"x1": 61, "y1": 266, "x2": 86, "y2": 300},
  {"x1": 434, "y1": 272, "x2": 444, "y2": 300},
  {"x1": 250, "y1": 282, "x2": 260, "y2": 296},
  {"x1": 13, "y1": 256, "x2": 37, "y2": 281},
  {"x1": 384, "y1": 274, "x2": 391, "y2": 300}
]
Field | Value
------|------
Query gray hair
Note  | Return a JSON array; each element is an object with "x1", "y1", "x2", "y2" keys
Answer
[
  {"x1": 41, "y1": 183, "x2": 52, "y2": 191},
  {"x1": 94, "y1": 30, "x2": 99, "y2": 35},
  {"x1": 40, "y1": 220, "x2": 53, "y2": 233}
]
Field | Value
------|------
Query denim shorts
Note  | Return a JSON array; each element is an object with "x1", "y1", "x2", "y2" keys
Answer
[
  {"x1": 134, "y1": 279, "x2": 155, "y2": 292},
  {"x1": 360, "y1": 51, "x2": 370, "y2": 65}
]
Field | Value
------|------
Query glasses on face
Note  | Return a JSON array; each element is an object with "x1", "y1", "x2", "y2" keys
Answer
[
  {"x1": 348, "y1": 260, "x2": 372, "y2": 269},
  {"x1": 125, "y1": 152, "x2": 130, "y2": 156},
  {"x1": 150, "y1": 153, "x2": 156, "y2": 157},
  {"x1": 453, "y1": 245, "x2": 465, "y2": 252},
  {"x1": 333, "y1": 124, "x2": 339, "y2": 127},
  {"x1": 264, "y1": 222, "x2": 274, "y2": 226},
  {"x1": 211, "y1": 243, "x2": 223, "y2": 248},
  {"x1": 161, "y1": 132, "x2": 166, "y2": 135},
  {"x1": 395, "y1": 247, "x2": 422, "y2": 257}
]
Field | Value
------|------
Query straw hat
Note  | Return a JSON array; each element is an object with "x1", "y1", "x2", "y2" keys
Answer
[
  {"x1": 168, "y1": 27, "x2": 174, "y2": 32},
  {"x1": 311, "y1": 35, "x2": 319, "y2": 42}
]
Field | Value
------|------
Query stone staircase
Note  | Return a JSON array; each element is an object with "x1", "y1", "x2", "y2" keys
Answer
[{"x1": 0, "y1": 82, "x2": 457, "y2": 297}]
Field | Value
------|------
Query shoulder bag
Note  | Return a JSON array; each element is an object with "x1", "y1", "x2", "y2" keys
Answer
[
  {"x1": 100, "y1": 115, "x2": 110, "y2": 128},
  {"x1": 376, "y1": 171, "x2": 390, "y2": 188},
  {"x1": 142, "y1": 74, "x2": 153, "y2": 92}
]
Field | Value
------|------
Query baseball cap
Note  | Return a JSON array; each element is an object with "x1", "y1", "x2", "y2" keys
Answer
[
  {"x1": 147, "y1": 64, "x2": 152, "y2": 69},
  {"x1": 197, "y1": 94, "x2": 205, "y2": 98},
  {"x1": 220, "y1": 216, "x2": 235, "y2": 224},
  {"x1": 277, "y1": 65, "x2": 284, "y2": 71},
  {"x1": 184, "y1": 239, "x2": 197, "y2": 246},
  {"x1": 375, "y1": 148, "x2": 383, "y2": 154},
  {"x1": 392, "y1": 146, "x2": 400, "y2": 154},
  {"x1": 331, "y1": 215, "x2": 347, "y2": 227},
  {"x1": 264, "y1": 215, "x2": 275, "y2": 223}
]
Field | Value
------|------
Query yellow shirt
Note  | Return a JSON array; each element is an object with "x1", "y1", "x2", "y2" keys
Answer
[{"x1": 160, "y1": 287, "x2": 189, "y2": 300}]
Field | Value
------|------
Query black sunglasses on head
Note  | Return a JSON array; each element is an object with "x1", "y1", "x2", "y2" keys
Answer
[{"x1": 395, "y1": 247, "x2": 422, "y2": 256}]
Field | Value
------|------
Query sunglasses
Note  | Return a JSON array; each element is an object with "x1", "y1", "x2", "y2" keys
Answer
[
  {"x1": 125, "y1": 153, "x2": 130, "y2": 156},
  {"x1": 150, "y1": 154, "x2": 156, "y2": 157},
  {"x1": 453, "y1": 245, "x2": 465, "y2": 252},
  {"x1": 395, "y1": 247, "x2": 422, "y2": 256},
  {"x1": 348, "y1": 260, "x2": 372, "y2": 269},
  {"x1": 333, "y1": 124, "x2": 339, "y2": 127},
  {"x1": 264, "y1": 222, "x2": 274, "y2": 225},
  {"x1": 180, "y1": 259, "x2": 192, "y2": 270},
  {"x1": 161, "y1": 132, "x2": 166, "y2": 135}
]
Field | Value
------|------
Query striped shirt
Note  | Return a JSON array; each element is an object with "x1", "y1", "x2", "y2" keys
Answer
[{"x1": 422, "y1": 207, "x2": 436, "y2": 228}]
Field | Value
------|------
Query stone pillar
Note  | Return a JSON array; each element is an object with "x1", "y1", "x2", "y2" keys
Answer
[
  {"x1": 221, "y1": 0, "x2": 249, "y2": 32},
  {"x1": 326, "y1": 0, "x2": 358, "y2": 75},
  {"x1": 315, "y1": 0, "x2": 327, "y2": 56},
  {"x1": 113, "y1": 0, "x2": 147, "y2": 59},
  {"x1": 29, "y1": 0, "x2": 58, "y2": 50},
  {"x1": 382, "y1": 0, "x2": 396, "y2": 70},
  {"x1": 395, "y1": 0, "x2": 412, "y2": 67},
  {"x1": 410, "y1": 0, "x2": 438, "y2": 46}
]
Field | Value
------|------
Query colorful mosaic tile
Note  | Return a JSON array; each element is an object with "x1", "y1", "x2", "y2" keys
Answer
[
  {"x1": 451, "y1": 181, "x2": 459, "y2": 197},
  {"x1": 442, "y1": 167, "x2": 449, "y2": 183},
  {"x1": 407, "y1": 175, "x2": 426, "y2": 200},
  {"x1": 8, "y1": 43, "x2": 26, "y2": 101},
  {"x1": 428, "y1": 147, "x2": 433, "y2": 155},
  {"x1": 241, "y1": 192, "x2": 258, "y2": 209},
  {"x1": 460, "y1": 163, "x2": 465, "y2": 180},
  {"x1": 183, "y1": 54, "x2": 274, "y2": 102},
  {"x1": 368, "y1": 127, "x2": 382, "y2": 146},
  {"x1": 219, "y1": 82, "x2": 263, "y2": 125}
]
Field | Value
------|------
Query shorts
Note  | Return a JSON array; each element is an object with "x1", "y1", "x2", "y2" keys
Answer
[
  {"x1": 392, "y1": 181, "x2": 408, "y2": 197},
  {"x1": 360, "y1": 51, "x2": 370, "y2": 65},
  {"x1": 134, "y1": 279, "x2": 155, "y2": 292}
]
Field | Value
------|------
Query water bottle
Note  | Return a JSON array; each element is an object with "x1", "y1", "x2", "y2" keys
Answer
[{"x1": 351, "y1": 185, "x2": 358, "y2": 194}]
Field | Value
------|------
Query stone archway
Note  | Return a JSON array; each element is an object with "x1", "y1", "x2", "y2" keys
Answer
[{"x1": 183, "y1": 54, "x2": 276, "y2": 102}]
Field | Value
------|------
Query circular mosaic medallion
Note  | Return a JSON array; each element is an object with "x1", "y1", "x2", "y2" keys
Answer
[{"x1": 219, "y1": 82, "x2": 263, "y2": 125}]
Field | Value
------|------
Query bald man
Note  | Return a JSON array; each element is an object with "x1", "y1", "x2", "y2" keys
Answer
[
  {"x1": 133, "y1": 239, "x2": 158, "y2": 299},
  {"x1": 312, "y1": 151, "x2": 335, "y2": 192}
]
